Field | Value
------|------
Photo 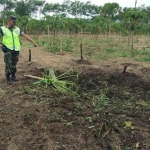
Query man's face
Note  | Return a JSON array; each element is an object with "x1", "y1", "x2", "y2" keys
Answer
[{"x1": 8, "y1": 19, "x2": 16, "y2": 27}]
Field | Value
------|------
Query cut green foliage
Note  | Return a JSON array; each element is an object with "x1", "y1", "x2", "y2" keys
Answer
[{"x1": 33, "y1": 68, "x2": 77, "y2": 94}]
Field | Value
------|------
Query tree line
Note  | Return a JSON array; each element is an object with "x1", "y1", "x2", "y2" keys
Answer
[{"x1": 0, "y1": 0, "x2": 150, "y2": 35}]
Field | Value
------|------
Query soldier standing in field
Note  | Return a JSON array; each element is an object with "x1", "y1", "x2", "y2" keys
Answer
[{"x1": 0, "y1": 15, "x2": 38, "y2": 85}]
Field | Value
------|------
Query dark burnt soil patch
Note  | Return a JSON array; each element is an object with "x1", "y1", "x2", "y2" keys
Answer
[
  {"x1": 0, "y1": 69, "x2": 150, "y2": 150},
  {"x1": 73, "y1": 59, "x2": 92, "y2": 65}
]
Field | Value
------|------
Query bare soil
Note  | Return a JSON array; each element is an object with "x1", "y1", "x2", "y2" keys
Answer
[{"x1": 0, "y1": 46, "x2": 150, "y2": 150}]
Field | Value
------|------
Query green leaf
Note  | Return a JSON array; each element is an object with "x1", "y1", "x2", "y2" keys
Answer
[{"x1": 124, "y1": 121, "x2": 135, "y2": 129}]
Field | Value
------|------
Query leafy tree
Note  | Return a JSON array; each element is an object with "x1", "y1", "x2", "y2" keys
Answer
[
  {"x1": 101, "y1": 2, "x2": 120, "y2": 35},
  {"x1": 120, "y1": 7, "x2": 148, "y2": 48},
  {"x1": 146, "y1": 6, "x2": 150, "y2": 22},
  {"x1": 0, "y1": 0, "x2": 16, "y2": 25},
  {"x1": 70, "y1": 0, "x2": 84, "y2": 18},
  {"x1": 91, "y1": 16, "x2": 109, "y2": 34},
  {"x1": 42, "y1": 3, "x2": 62, "y2": 16},
  {"x1": 34, "y1": 0, "x2": 46, "y2": 19},
  {"x1": 61, "y1": 0, "x2": 72, "y2": 18},
  {"x1": 15, "y1": 0, "x2": 38, "y2": 16}
]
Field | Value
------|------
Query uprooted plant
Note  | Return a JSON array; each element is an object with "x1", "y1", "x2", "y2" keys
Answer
[{"x1": 25, "y1": 68, "x2": 78, "y2": 94}]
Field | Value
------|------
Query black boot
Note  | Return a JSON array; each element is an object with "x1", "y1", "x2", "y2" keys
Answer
[
  {"x1": 6, "y1": 75, "x2": 12, "y2": 85},
  {"x1": 11, "y1": 73, "x2": 18, "y2": 81}
]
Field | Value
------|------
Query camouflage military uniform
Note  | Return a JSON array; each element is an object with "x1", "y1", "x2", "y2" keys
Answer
[
  {"x1": 4, "y1": 48, "x2": 19, "y2": 76},
  {"x1": 0, "y1": 26, "x2": 21, "y2": 76},
  {"x1": 0, "y1": 15, "x2": 37, "y2": 85}
]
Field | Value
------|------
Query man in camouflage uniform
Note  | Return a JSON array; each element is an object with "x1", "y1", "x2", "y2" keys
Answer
[{"x1": 0, "y1": 15, "x2": 37, "y2": 85}]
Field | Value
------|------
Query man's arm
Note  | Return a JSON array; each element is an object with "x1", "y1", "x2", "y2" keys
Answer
[{"x1": 22, "y1": 33, "x2": 38, "y2": 47}]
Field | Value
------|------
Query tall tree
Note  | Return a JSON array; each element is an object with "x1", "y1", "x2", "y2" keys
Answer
[
  {"x1": 0, "y1": 0, "x2": 16, "y2": 25},
  {"x1": 121, "y1": 7, "x2": 148, "y2": 48},
  {"x1": 42, "y1": 3, "x2": 62, "y2": 16},
  {"x1": 70, "y1": 0, "x2": 84, "y2": 18},
  {"x1": 146, "y1": 6, "x2": 150, "y2": 22},
  {"x1": 101, "y1": 2, "x2": 120, "y2": 35},
  {"x1": 15, "y1": 0, "x2": 38, "y2": 16}
]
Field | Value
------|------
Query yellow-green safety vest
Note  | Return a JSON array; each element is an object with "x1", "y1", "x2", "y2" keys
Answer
[{"x1": 1, "y1": 26, "x2": 21, "y2": 51}]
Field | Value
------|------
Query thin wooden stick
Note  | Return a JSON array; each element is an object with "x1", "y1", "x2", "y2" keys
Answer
[
  {"x1": 24, "y1": 75, "x2": 43, "y2": 80},
  {"x1": 36, "y1": 67, "x2": 45, "y2": 70}
]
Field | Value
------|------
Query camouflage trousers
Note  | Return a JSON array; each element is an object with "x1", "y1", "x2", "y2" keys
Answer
[{"x1": 4, "y1": 49, "x2": 19, "y2": 76}]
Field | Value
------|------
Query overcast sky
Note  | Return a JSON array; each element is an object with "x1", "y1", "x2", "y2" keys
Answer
[{"x1": 45, "y1": 0, "x2": 150, "y2": 8}]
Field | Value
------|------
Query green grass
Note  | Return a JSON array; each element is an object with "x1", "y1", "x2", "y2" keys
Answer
[{"x1": 21, "y1": 34, "x2": 150, "y2": 64}]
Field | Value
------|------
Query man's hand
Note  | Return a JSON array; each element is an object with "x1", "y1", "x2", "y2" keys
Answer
[
  {"x1": 33, "y1": 43, "x2": 38, "y2": 47},
  {"x1": 23, "y1": 33, "x2": 38, "y2": 47}
]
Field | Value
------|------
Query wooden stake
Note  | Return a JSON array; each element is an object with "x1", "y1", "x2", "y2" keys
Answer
[
  {"x1": 123, "y1": 66, "x2": 128, "y2": 73},
  {"x1": 29, "y1": 49, "x2": 31, "y2": 62},
  {"x1": 28, "y1": 49, "x2": 32, "y2": 65},
  {"x1": 80, "y1": 43, "x2": 83, "y2": 60}
]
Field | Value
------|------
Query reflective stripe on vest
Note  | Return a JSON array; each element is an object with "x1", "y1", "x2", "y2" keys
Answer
[{"x1": 1, "y1": 26, "x2": 21, "y2": 51}]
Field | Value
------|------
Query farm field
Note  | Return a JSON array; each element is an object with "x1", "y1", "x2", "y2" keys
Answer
[{"x1": 0, "y1": 34, "x2": 150, "y2": 150}]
